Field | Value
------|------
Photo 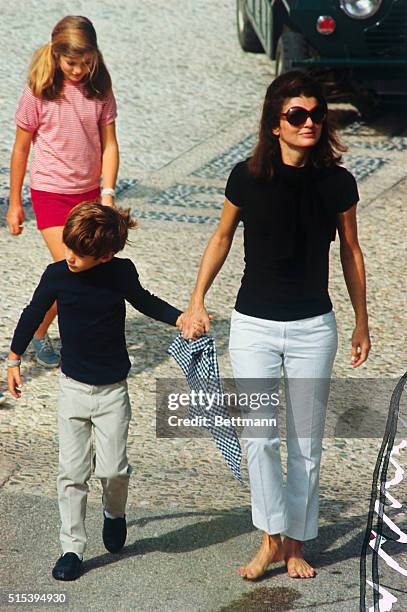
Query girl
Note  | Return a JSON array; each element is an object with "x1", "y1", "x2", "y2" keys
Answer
[
  {"x1": 6, "y1": 15, "x2": 119, "y2": 367},
  {"x1": 179, "y1": 71, "x2": 371, "y2": 580}
]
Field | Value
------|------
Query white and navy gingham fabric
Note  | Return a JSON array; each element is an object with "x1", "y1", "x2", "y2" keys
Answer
[{"x1": 168, "y1": 334, "x2": 242, "y2": 482}]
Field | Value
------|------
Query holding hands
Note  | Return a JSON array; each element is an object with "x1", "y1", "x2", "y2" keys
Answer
[{"x1": 176, "y1": 302, "x2": 214, "y2": 340}]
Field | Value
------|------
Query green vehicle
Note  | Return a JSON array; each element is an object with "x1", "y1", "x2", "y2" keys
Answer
[{"x1": 236, "y1": 0, "x2": 407, "y2": 112}]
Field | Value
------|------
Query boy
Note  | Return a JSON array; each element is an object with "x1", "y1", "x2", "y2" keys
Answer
[{"x1": 7, "y1": 202, "x2": 183, "y2": 581}]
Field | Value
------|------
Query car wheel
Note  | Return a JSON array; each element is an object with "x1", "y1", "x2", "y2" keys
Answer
[
  {"x1": 275, "y1": 31, "x2": 309, "y2": 75},
  {"x1": 236, "y1": 0, "x2": 264, "y2": 53}
]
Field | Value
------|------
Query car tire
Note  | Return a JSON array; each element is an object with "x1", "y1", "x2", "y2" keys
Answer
[
  {"x1": 275, "y1": 31, "x2": 309, "y2": 75},
  {"x1": 236, "y1": 0, "x2": 264, "y2": 53}
]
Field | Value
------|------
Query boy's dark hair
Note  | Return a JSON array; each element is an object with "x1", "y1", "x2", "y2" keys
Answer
[{"x1": 63, "y1": 201, "x2": 137, "y2": 258}]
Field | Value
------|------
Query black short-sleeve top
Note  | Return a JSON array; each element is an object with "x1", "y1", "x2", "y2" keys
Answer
[{"x1": 225, "y1": 158, "x2": 359, "y2": 321}]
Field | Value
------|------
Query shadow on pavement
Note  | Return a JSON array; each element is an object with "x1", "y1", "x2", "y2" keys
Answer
[
  {"x1": 82, "y1": 507, "x2": 371, "y2": 578},
  {"x1": 329, "y1": 105, "x2": 407, "y2": 136}
]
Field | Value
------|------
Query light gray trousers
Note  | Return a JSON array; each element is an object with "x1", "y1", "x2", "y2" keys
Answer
[
  {"x1": 229, "y1": 308, "x2": 338, "y2": 541},
  {"x1": 57, "y1": 373, "x2": 132, "y2": 554}
]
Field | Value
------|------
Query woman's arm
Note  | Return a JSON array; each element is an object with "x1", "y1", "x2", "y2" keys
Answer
[
  {"x1": 7, "y1": 127, "x2": 32, "y2": 235},
  {"x1": 179, "y1": 199, "x2": 242, "y2": 338},
  {"x1": 100, "y1": 121, "x2": 119, "y2": 207},
  {"x1": 337, "y1": 204, "x2": 371, "y2": 367}
]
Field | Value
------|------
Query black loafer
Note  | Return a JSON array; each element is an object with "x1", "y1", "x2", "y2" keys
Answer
[
  {"x1": 52, "y1": 553, "x2": 82, "y2": 581},
  {"x1": 102, "y1": 513, "x2": 127, "y2": 553}
]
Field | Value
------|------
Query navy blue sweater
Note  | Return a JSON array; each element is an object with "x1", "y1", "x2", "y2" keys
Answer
[{"x1": 11, "y1": 257, "x2": 182, "y2": 385}]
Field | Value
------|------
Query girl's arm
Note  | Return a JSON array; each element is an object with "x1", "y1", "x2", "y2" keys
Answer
[
  {"x1": 179, "y1": 199, "x2": 242, "y2": 339},
  {"x1": 7, "y1": 127, "x2": 32, "y2": 235},
  {"x1": 337, "y1": 204, "x2": 371, "y2": 367},
  {"x1": 100, "y1": 121, "x2": 119, "y2": 207}
]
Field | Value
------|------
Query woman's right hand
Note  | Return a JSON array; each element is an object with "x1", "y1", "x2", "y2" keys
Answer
[
  {"x1": 7, "y1": 203, "x2": 25, "y2": 235},
  {"x1": 178, "y1": 303, "x2": 214, "y2": 339}
]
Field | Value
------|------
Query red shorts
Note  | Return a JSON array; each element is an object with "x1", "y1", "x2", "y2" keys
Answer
[{"x1": 30, "y1": 187, "x2": 101, "y2": 230}]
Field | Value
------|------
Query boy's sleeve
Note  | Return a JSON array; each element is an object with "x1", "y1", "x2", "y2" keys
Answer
[
  {"x1": 122, "y1": 260, "x2": 182, "y2": 326},
  {"x1": 10, "y1": 266, "x2": 58, "y2": 355},
  {"x1": 99, "y1": 89, "x2": 117, "y2": 126},
  {"x1": 15, "y1": 87, "x2": 40, "y2": 133}
]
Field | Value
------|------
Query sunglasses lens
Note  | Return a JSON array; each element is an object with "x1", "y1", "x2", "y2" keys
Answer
[
  {"x1": 286, "y1": 107, "x2": 308, "y2": 126},
  {"x1": 311, "y1": 106, "x2": 326, "y2": 124}
]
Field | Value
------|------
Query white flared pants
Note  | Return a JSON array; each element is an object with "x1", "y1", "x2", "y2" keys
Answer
[{"x1": 229, "y1": 308, "x2": 338, "y2": 541}]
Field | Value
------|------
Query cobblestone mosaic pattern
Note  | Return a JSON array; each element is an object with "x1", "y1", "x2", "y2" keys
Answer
[
  {"x1": 0, "y1": 173, "x2": 137, "y2": 220},
  {"x1": 149, "y1": 184, "x2": 224, "y2": 210},
  {"x1": 133, "y1": 210, "x2": 220, "y2": 225},
  {"x1": 344, "y1": 155, "x2": 388, "y2": 181},
  {"x1": 192, "y1": 135, "x2": 389, "y2": 183},
  {"x1": 191, "y1": 135, "x2": 256, "y2": 179},
  {"x1": 0, "y1": 1, "x2": 406, "y2": 523},
  {"x1": 350, "y1": 137, "x2": 407, "y2": 151},
  {"x1": 342, "y1": 120, "x2": 407, "y2": 138},
  {"x1": 0, "y1": 148, "x2": 391, "y2": 227}
]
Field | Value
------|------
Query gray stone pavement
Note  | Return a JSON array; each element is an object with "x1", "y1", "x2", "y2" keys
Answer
[
  {"x1": 2, "y1": 491, "x2": 402, "y2": 612},
  {"x1": 1, "y1": 1, "x2": 407, "y2": 611}
]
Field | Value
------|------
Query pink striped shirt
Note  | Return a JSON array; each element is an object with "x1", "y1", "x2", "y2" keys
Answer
[{"x1": 15, "y1": 81, "x2": 117, "y2": 194}]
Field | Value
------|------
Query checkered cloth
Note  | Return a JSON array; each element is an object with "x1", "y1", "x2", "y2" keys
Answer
[{"x1": 168, "y1": 334, "x2": 242, "y2": 482}]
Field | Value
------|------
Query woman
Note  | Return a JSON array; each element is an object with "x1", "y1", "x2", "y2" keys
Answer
[{"x1": 179, "y1": 71, "x2": 371, "y2": 580}]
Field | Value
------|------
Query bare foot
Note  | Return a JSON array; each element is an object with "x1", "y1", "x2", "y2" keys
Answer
[
  {"x1": 283, "y1": 537, "x2": 316, "y2": 578},
  {"x1": 237, "y1": 533, "x2": 284, "y2": 580}
]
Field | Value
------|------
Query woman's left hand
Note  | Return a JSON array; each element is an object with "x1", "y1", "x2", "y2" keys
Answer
[{"x1": 351, "y1": 323, "x2": 371, "y2": 367}]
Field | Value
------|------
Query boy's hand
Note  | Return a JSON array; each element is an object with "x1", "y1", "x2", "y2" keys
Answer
[
  {"x1": 176, "y1": 312, "x2": 211, "y2": 340},
  {"x1": 8, "y1": 366, "x2": 23, "y2": 399}
]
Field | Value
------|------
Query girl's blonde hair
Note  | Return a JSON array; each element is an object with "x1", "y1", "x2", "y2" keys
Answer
[{"x1": 28, "y1": 15, "x2": 112, "y2": 100}]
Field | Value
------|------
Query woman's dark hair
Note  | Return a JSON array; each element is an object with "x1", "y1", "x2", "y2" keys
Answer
[{"x1": 248, "y1": 71, "x2": 347, "y2": 179}]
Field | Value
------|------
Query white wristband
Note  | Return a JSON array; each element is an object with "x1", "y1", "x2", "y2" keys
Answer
[
  {"x1": 101, "y1": 188, "x2": 115, "y2": 197},
  {"x1": 7, "y1": 358, "x2": 21, "y2": 367}
]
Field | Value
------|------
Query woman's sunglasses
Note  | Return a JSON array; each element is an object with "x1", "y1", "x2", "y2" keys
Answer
[{"x1": 280, "y1": 105, "x2": 327, "y2": 127}]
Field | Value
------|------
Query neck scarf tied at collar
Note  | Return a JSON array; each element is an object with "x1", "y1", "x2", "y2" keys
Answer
[{"x1": 269, "y1": 148, "x2": 338, "y2": 263}]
